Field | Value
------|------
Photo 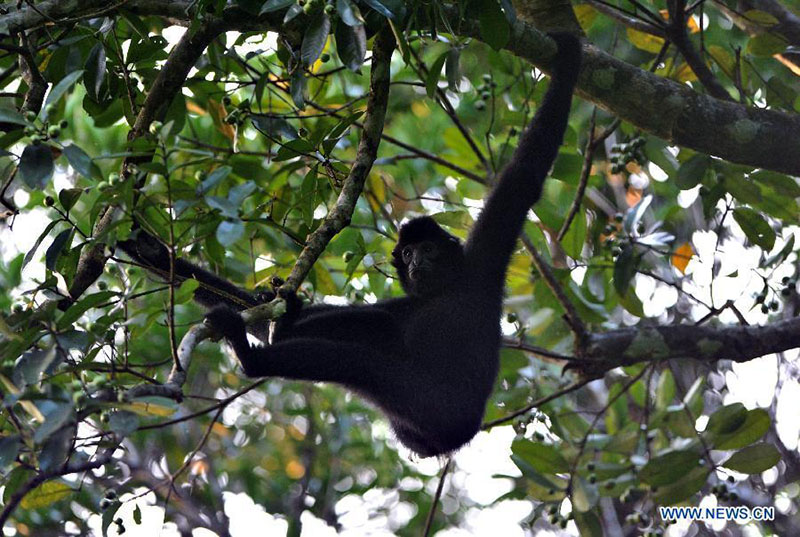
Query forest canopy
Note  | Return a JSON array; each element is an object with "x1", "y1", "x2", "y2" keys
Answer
[{"x1": 0, "y1": 0, "x2": 799, "y2": 536}]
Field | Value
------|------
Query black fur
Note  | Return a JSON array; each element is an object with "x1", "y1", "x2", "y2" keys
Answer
[{"x1": 128, "y1": 34, "x2": 581, "y2": 457}]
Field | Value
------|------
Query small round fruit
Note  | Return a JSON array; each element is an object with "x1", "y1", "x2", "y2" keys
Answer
[
  {"x1": 149, "y1": 121, "x2": 163, "y2": 135},
  {"x1": 324, "y1": 4, "x2": 334, "y2": 13},
  {"x1": 30, "y1": 135, "x2": 42, "y2": 145},
  {"x1": 195, "y1": 170, "x2": 207, "y2": 181},
  {"x1": 506, "y1": 312, "x2": 517, "y2": 323},
  {"x1": 222, "y1": 96, "x2": 232, "y2": 106},
  {"x1": 24, "y1": 110, "x2": 37, "y2": 122},
  {"x1": 47, "y1": 126, "x2": 60, "y2": 139},
  {"x1": 320, "y1": 53, "x2": 331, "y2": 63},
  {"x1": 474, "y1": 100, "x2": 486, "y2": 111},
  {"x1": 44, "y1": 196, "x2": 55, "y2": 207},
  {"x1": 481, "y1": 91, "x2": 490, "y2": 100},
  {"x1": 97, "y1": 281, "x2": 108, "y2": 290},
  {"x1": 60, "y1": 120, "x2": 69, "y2": 129},
  {"x1": 343, "y1": 251, "x2": 355, "y2": 262},
  {"x1": 45, "y1": 104, "x2": 56, "y2": 115}
]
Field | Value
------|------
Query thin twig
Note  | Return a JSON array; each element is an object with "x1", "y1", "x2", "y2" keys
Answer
[{"x1": 422, "y1": 458, "x2": 452, "y2": 537}]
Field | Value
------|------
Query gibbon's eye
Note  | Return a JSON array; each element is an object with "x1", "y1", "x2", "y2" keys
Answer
[{"x1": 402, "y1": 246, "x2": 413, "y2": 262}]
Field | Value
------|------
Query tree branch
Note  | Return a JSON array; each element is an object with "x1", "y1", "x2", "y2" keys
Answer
[{"x1": 281, "y1": 27, "x2": 395, "y2": 292}]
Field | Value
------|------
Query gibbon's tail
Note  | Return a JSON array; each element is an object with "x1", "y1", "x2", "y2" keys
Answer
[{"x1": 117, "y1": 232, "x2": 267, "y2": 310}]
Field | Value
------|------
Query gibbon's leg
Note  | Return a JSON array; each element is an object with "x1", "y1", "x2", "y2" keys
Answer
[{"x1": 206, "y1": 306, "x2": 385, "y2": 387}]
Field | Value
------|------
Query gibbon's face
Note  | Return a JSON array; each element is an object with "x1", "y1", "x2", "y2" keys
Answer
[{"x1": 392, "y1": 217, "x2": 465, "y2": 298}]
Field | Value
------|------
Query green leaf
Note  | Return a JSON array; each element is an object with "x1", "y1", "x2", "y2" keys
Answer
[
  {"x1": 0, "y1": 436, "x2": 20, "y2": 468},
  {"x1": 573, "y1": 510, "x2": 604, "y2": 537},
  {"x1": 251, "y1": 116, "x2": 298, "y2": 141},
  {"x1": 746, "y1": 33, "x2": 788, "y2": 57},
  {"x1": 174, "y1": 278, "x2": 200, "y2": 304},
  {"x1": 216, "y1": 219, "x2": 245, "y2": 246},
  {"x1": 655, "y1": 370, "x2": 676, "y2": 409},
  {"x1": 732, "y1": 207, "x2": 775, "y2": 250},
  {"x1": 445, "y1": 47, "x2": 461, "y2": 92},
  {"x1": 108, "y1": 411, "x2": 139, "y2": 436},
  {"x1": 0, "y1": 107, "x2": 27, "y2": 126},
  {"x1": 260, "y1": 0, "x2": 294, "y2": 13},
  {"x1": 301, "y1": 13, "x2": 331, "y2": 66},
  {"x1": 751, "y1": 170, "x2": 800, "y2": 198},
  {"x1": 723, "y1": 173, "x2": 762, "y2": 204},
  {"x1": 511, "y1": 440, "x2": 570, "y2": 474},
  {"x1": 14, "y1": 347, "x2": 57, "y2": 386},
  {"x1": 43, "y1": 70, "x2": 84, "y2": 111},
  {"x1": 561, "y1": 210, "x2": 586, "y2": 259},
  {"x1": 334, "y1": 20, "x2": 367, "y2": 72},
  {"x1": 57, "y1": 188, "x2": 82, "y2": 212},
  {"x1": 197, "y1": 165, "x2": 232, "y2": 195},
  {"x1": 571, "y1": 477, "x2": 598, "y2": 512},
  {"x1": 20, "y1": 480, "x2": 72, "y2": 510},
  {"x1": 290, "y1": 67, "x2": 307, "y2": 109},
  {"x1": 84, "y1": 43, "x2": 107, "y2": 102},
  {"x1": 19, "y1": 144, "x2": 55, "y2": 189},
  {"x1": 33, "y1": 402, "x2": 74, "y2": 444},
  {"x1": 426, "y1": 52, "x2": 448, "y2": 99},
  {"x1": 676, "y1": 154, "x2": 710, "y2": 189},
  {"x1": 640, "y1": 450, "x2": 700, "y2": 486},
  {"x1": 361, "y1": 0, "x2": 396, "y2": 19},
  {"x1": 133, "y1": 504, "x2": 142, "y2": 525},
  {"x1": 623, "y1": 194, "x2": 651, "y2": 234},
  {"x1": 63, "y1": 144, "x2": 101, "y2": 180},
  {"x1": 478, "y1": 0, "x2": 510, "y2": 51},
  {"x1": 337, "y1": 0, "x2": 364, "y2": 26},
  {"x1": 45, "y1": 229, "x2": 73, "y2": 271},
  {"x1": 712, "y1": 408, "x2": 771, "y2": 450},
  {"x1": 743, "y1": 9, "x2": 779, "y2": 25},
  {"x1": 22, "y1": 220, "x2": 59, "y2": 269},
  {"x1": 721, "y1": 442, "x2": 780, "y2": 473},
  {"x1": 653, "y1": 466, "x2": 710, "y2": 505},
  {"x1": 57, "y1": 291, "x2": 116, "y2": 330},
  {"x1": 706, "y1": 403, "x2": 747, "y2": 435},
  {"x1": 613, "y1": 242, "x2": 635, "y2": 296}
]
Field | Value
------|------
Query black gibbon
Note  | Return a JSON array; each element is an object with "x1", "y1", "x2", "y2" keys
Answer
[{"x1": 121, "y1": 33, "x2": 582, "y2": 457}]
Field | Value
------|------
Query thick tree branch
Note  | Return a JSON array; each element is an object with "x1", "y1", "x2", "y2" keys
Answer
[
  {"x1": 497, "y1": 18, "x2": 800, "y2": 175},
  {"x1": 581, "y1": 316, "x2": 800, "y2": 374}
]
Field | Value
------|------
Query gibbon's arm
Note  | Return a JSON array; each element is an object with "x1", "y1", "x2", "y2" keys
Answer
[
  {"x1": 118, "y1": 232, "x2": 269, "y2": 311},
  {"x1": 463, "y1": 33, "x2": 581, "y2": 289}
]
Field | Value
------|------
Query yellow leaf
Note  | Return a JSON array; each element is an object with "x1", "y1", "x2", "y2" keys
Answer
[
  {"x1": 658, "y1": 9, "x2": 700, "y2": 32},
  {"x1": 626, "y1": 28, "x2": 665, "y2": 54},
  {"x1": 20, "y1": 481, "x2": 71, "y2": 510},
  {"x1": 286, "y1": 459, "x2": 306, "y2": 479},
  {"x1": 672, "y1": 242, "x2": 694, "y2": 273},
  {"x1": 626, "y1": 188, "x2": 643, "y2": 207},
  {"x1": 117, "y1": 401, "x2": 177, "y2": 417},
  {"x1": 708, "y1": 45, "x2": 735, "y2": 79},
  {"x1": 313, "y1": 264, "x2": 338, "y2": 295},
  {"x1": 186, "y1": 101, "x2": 208, "y2": 116},
  {"x1": 743, "y1": 9, "x2": 779, "y2": 26},
  {"x1": 212, "y1": 422, "x2": 230, "y2": 437},
  {"x1": 0, "y1": 374, "x2": 44, "y2": 422},
  {"x1": 368, "y1": 172, "x2": 386, "y2": 204},
  {"x1": 675, "y1": 62, "x2": 698, "y2": 82},
  {"x1": 573, "y1": 4, "x2": 598, "y2": 32}
]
